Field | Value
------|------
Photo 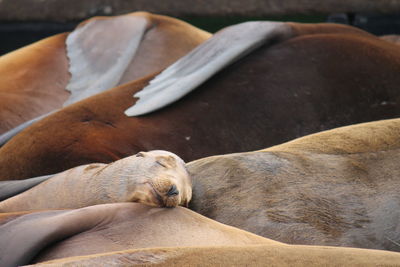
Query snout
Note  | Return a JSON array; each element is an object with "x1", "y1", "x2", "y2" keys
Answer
[
  {"x1": 149, "y1": 183, "x2": 180, "y2": 208},
  {"x1": 167, "y1": 184, "x2": 179, "y2": 196}
]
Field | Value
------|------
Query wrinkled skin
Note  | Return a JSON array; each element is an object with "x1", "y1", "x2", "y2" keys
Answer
[{"x1": 2, "y1": 23, "x2": 400, "y2": 180}]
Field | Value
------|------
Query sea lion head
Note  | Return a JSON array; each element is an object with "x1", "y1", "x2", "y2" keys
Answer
[{"x1": 123, "y1": 150, "x2": 192, "y2": 208}]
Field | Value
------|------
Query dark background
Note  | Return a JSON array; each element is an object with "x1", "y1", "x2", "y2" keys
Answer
[
  {"x1": 2, "y1": 13, "x2": 400, "y2": 56},
  {"x1": 1, "y1": 0, "x2": 400, "y2": 58}
]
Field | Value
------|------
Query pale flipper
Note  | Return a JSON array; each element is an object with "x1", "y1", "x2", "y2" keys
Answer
[
  {"x1": 0, "y1": 15, "x2": 149, "y2": 146},
  {"x1": 0, "y1": 174, "x2": 55, "y2": 201},
  {"x1": 64, "y1": 15, "x2": 149, "y2": 105},
  {"x1": 0, "y1": 111, "x2": 55, "y2": 146},
  {"x1": 125, "y1": 21, "x2": 293, "y2": 116}
]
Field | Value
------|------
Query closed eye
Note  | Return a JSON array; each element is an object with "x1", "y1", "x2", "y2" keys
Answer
[
  {"x1": 156, "y1": 161, "x2": 167, "y2": 168},
  {"x1": 135, "y1": 152, "x2": 145, "y2": 157}
]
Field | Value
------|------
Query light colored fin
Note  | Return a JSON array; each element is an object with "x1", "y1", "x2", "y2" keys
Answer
[
  {"x1": 0, "y1": 174, "x2": 55, "y2": 201},
  {"x1": 0, "y1": 111, "x2": 55, "y2": 146},
  {"x1": 64, "y1": 15, "x2": 149, "y2": 106},
  {"x1": 124, "y1": 21, "x2": 293, "y2": 116}
]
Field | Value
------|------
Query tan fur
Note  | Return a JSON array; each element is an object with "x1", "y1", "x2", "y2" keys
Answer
[
  {"x1": 188, "y1": 118, "x2": 400, "y2": 251},
  {"x1": 0, "y1": 203, "x2": 277, "y2": 265},
  {"x1": 30, "y1": 244, "x2": 400, "y2": 266},
  {"x1": 3, "y1": 203, "x2": 399, "y2": 266},
  {"x1": 0, "y1": 151, "x2": 191, "y2": 212}
]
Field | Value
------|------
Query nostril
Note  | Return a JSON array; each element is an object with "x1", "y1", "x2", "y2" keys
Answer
[{"x1": 167, "y1": 184, "x2": 179, "y2": 196}]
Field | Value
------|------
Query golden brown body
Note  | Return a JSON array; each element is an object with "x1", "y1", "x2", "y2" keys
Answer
[{"x1": 0, "y1": 12, "x2": 210, "y2": 134}]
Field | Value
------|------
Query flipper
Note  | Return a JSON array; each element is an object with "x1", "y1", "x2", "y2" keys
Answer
[
  {"x1": 0, "y1": 15, "x2": 149, "y2": 146},
  {"x1": 65, "y1": 15, "x2": 149, "y2": 105},
  {"x1": 0, "y1": 111, "x2": 55, "y2": 146},
  {"x1": 125, "y1": 21, "x2": 293, "y2": 116},
  {"x1": 0, "y1": 206, "x2": 103, "y2": 266},
  {"x1": 0, "y1": 174, "x2": 55, "y2": 201}
]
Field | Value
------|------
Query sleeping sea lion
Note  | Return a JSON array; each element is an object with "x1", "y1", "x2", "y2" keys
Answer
[
  {"x1": 2, "y1": 22, "x2": 400, "y2": 180},
  {"x1": 2, "y1": 203, "x2": 400, "y2": 267},
  {"x1": 0, "y1": 150, "x2": 191, "y2": 211},
  {"x1": 188, "y1": 118, "x2": 400, "y2": 251}
]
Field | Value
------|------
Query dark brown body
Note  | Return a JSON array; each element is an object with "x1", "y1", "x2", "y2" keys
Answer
[
  {"x1": 2, "y1": 23, "x2": 400, "y2": 180},
  {"x1": 188, "y1": 118, "x2": 400, "y2": 251}
]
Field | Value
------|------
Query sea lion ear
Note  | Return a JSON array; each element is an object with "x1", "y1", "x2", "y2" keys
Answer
[
  {"x1": 156, "y1": 156, "x2": 177, "y2": 168},
  {"x1": 135, "y1": 152, "x2": 145, "y2": 157}
]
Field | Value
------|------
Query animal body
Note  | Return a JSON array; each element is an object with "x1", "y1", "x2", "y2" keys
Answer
[
  {"x1": 2, "y1": 203, "x2": 400, "y2": 266},
  {"x1": 2, "y1": 22, "x2": 400, "y2": 180},
  {"x1": 29, "y1": 245, "x2": 400, "y2": 267},
  {"x1": 0, "y1": 203, "x2": 276, "y2": 266},
  {"x1": 0, "y1": 12, "x2": 210, "y2": 135},
  {"x1": 188, "y1": 118, "x2": 400, "y2": 251},
  {"x1": 0, "y1": 151, "x2": 191, "y2": 211}
]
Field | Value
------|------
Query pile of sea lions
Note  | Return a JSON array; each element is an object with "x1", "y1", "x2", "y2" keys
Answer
[{"x1": 1, "y1": 11, "x2": 400, "y2": 266}]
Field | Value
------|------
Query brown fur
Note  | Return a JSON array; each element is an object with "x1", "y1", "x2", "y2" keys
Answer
[
  {"x1": 2, "y1": 22, "x2": 400, "y2": 180},
  {"x1": 0, "y1": 33, "x2": 70, "y2": 133},
  {"x1": 188, "y1": 118, "x2": 400, "y2": 251},
  {"x1": 380, "y1": 34, "x2": 400, "y2": 45},
  {"x1": 0, "y1": 12, "x2": 210, "y2": 134},
  {"x1": 0, "y1": 151, "x2": 192, "y2": 211}
]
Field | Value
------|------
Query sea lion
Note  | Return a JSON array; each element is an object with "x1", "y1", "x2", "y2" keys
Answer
[
  {"x1": 0, "y1": 150, "x2": 192, "y2": 212},
  {"x1": 29, "y1": 245, "x2": 400, "y2": 267},
  {"x1": 188, "y1": 118, "x2": 400, "y2": 251},
  {"x1": 2, "y1": 22, "x2": 400, "y2": 180},
  {"x1": 0, "y1": 203, "x2": 276, "y2": 266},
  {"x1": 0, "y1": 11, "x2": 210, "y2": 136},
  {"x1": 2, "y1": 203, "x2": 400, "y2": 267}
]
